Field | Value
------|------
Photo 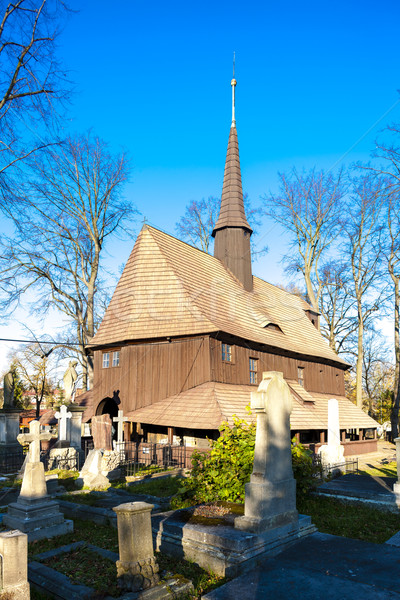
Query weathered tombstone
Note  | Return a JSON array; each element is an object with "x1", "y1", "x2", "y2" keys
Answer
[
  {"x1": 92, "y1": 414, "x2": 113, "y2": 451},
  {"x1": 113, "y1": 409, "x2": 128, "y2": 455},
  {"x1": 318, "y1": 398, "x2": 344, "y2": 470},
  {"x1": 0, "y1": 530, "x2": 30, "y2": 599},
  {"x1": 55, "y1": 404, "x2": 72, "y2": 446},
  {"x1": 113, "y1": 502, "x2": 160, "y2": 592},
  {"x1": 69, "y1": 405, "x2": 85, "y2": 451},
  {"x1": 3, "y1": 420, "x2": 73, "y2": 540},
  {"x1": 77, "y1": 414, "x2": 121, "y2": 489},
  {"x1": 235, "y1": 371, "x2": 298, "y2": 533}
]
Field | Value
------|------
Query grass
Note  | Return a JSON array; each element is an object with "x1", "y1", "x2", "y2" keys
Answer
[
  {"x1": 42, "y1": 546, "x2": 121, "y2": 597},
  {"x1": 28, "y1": 518, "x2": 119, "y2": 557},
  {"x1": 127, "y1": 474, "x2": 183, "y2": 497},
  {"x1": 29, "y1": 519, "x2": 225, "y2": 600},
  {"x1": 357, "y1": 461, "x2": 397, "y2": 478},
  {"x1": 298, "y1": 494, "x2": 400, "y2": 544}
]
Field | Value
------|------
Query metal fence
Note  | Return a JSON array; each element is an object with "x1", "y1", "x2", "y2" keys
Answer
[
  {"x1": 313, "y1": 454, "x2": 359, "y2": 480},
  {"x1": 119, "y1": 442, "x2": 187, "y2": 477},
  {"x1": 0, "y1": 450, "x2": 25, "y2": 475}
]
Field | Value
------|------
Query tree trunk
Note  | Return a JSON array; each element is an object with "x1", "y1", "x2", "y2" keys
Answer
[
  {"x1": 356, "y1": 306, "x2": 364, "y2": 409},
  {"x1": 391, "y1": 276, "x2": 400, "y2": 440}
]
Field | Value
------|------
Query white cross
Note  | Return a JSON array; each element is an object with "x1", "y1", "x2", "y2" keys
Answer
[
  {"x1": 113, "y1": 410, "x2": 128, "y2": 444},
  {"x1": 17, "y1": 420, "x2": 54, "y2": 463},
  {"x1": 55, "y1": 404, "x2": 72, "y2": 442}
]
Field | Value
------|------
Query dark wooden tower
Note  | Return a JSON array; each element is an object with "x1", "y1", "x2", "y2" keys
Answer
[{"x1": 212, "y1": 77, "x2": 253, "y2": 291}]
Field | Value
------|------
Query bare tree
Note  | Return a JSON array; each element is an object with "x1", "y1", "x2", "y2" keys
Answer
[
  {"x1": 12, "y1": 343, "x2": 55, "y2": 418},
  {"x1": 175, "y1": 194, "x2": 267, "y2": 256},
  {"x1": 318, "y1": 259, "x2": 358, "y2": 353},
  {"x1": 264, "y1": 168, "x2": 346, "y2": 311},
  {"x1": 363, "y1": 125, "x2": 400, "y2": 436},
  {"x1": 0, "y1": 132, "x2": 135, "y2": 390},
  {"x1": 0, "y1": 0, "x2": 70, "y2": 184},
  {"x1": 362, "y1": 331, "x2": 394, "y2": 420},
  {"x1": 341, "y1": 174, "x2": 386, "y2": 409}
]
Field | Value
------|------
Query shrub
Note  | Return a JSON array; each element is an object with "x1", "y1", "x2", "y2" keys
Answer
[{"x1": 173, "y1": 416, "x2": 321, "y2": 506}]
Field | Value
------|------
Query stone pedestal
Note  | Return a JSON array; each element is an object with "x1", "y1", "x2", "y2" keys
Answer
[
  {"x1": 235, "y1": 372, "x2": 298, "y2": 534},
  {"x1": 113, "y1": 502, "x2": 160, "y2": 592},
  {"x1": 77, "y1": 448, "x2": 121, "y2": 489},
  {"x1": 3, "y1": 419, "x2": 73, "y2": 541},
  {"x1": 69, "y1": 405, "x2": 85, "y2": 452},
  {"x1": 0, "y1": 530, "x2": 30, "y2": 599},
  {"x1": 318, "y1": 398, "x2": 344, "y2": 471},
  {"x1": 0, "y1": 409, "x2": 24, "y2": 473},
  {"x1": 48, "y1": 446, "x2": 79, "y2": 470}
]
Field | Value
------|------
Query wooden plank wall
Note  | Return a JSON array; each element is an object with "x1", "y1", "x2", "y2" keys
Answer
[
  {"x1": 93, "y1": 336, "x2": 211, "y2": 411},
  {"x1": 209, "y1": 338, "x2": 345, "y2": 396}
]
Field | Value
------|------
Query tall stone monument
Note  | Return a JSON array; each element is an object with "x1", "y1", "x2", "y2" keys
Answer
[
  {"x1": 63, "y1": 360, "x2": 78, "y2": 403},
  {"x1": 318, "y1": 398, "x2": 344, "y2": 468},
  {"x1": 55, "y1": 404, "x2": 72, "y2": 447},
  {"x1": 0, "y1": 368, "x2": 23, "y2": 473},
  {"x1": 235, "y1": 371, "x2": 298, "y2": 533},
  {"x1": 3, "y1": 420, "x2": 73, "y2": 540}
]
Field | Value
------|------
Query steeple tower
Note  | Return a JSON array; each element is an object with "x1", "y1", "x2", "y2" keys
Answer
[{"x1": 212, "y1": 74, "x2": 253, "y2": 291}]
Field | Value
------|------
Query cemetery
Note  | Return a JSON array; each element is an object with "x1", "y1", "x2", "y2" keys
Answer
[{"x1": 0, "y1": 372, "x2": 400, "y2": 598}]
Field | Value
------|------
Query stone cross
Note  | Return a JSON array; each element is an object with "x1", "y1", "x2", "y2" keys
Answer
[
  {"x1": 17, "y1": 420, "x2": 53, "y2": 463},
  {"x1": 55, "y1": 404, "x2": 72, "y2": 442},
  {"x1": 235, "y1": 371, "x2": 297, "y2": 533},
  {"x1": 113, "y1": 410, "x2": 128, "y2": 444}
]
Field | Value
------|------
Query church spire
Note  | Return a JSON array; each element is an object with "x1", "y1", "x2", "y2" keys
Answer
[{"x1": 212, "y1": 72, "x2": 253, "y2": 291}]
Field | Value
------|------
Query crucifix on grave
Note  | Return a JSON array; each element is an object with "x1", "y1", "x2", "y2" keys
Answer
[
  {"x1": 18, "y1": 420, "x2": 53, "y2": 465},
  {"x1": 55, "y1": 404, "x2": 72, "y2": 446},
  {"x1": 113, "y1": 410, "x2": 128, "y2": 456},
  {"x1": 4, "y1": 419, "x2": 73, "y2": 540}
]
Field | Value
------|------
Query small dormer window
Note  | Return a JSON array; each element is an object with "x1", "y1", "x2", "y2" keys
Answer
[
  {"x1": 222, "y1": 343, "x2": 232, "y2": 362},
  {"x1": 298, "y1": 367, "x2": 304, "y2": 387}
]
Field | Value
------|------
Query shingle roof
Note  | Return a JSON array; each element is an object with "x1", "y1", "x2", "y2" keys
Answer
[
  {"x1": 89, "y1": 226, "x2": 347, "y2": 368},
  {"x1": 124, "y1": 381, "x2": 378, "y2": 431},
  {"x1": 212, "y1": 125, "x2": 252, "y2": 235}
]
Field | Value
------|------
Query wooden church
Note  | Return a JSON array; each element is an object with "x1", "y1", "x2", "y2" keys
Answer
[{"x1": 82, "y1": 77, "x2": 378, "y2": 455}]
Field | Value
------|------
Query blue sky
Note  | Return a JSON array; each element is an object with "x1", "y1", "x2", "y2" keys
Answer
[{"x1": 1, "y1": 0, "x2": 400, "y2": 374}]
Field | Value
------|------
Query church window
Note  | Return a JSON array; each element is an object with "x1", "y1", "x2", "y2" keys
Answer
[
  {"x1": 222, "y1": 343, "x2": 232, "y2": 362},
  {"x1": 112, "y1": 351, "x2": 120, "y2": 367},
  {"x1": 102, "y1": 352, "x2": 110, "y2": 368},
  {"x1": 249, "y1": 358, "x2": 258, "y2": 384},
  {"x1": 298, "y1": 367, "x2": 304, "y2": 387}
]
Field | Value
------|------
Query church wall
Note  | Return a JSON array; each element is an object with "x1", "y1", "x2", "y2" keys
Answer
[
  {"x1": 92, "y1": 336, "x2": 211, "y2": 411},
  {"x1": 209, "y1": 337, "x2": 346, "y2": 396}
]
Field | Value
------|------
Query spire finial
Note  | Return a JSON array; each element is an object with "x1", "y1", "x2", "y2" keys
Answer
[{"x1": 231, "y1": 52, "x2": 236, "y2": 127}]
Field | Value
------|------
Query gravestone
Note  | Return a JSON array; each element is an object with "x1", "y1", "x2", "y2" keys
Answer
[
  {"x1": 54, "y1": 404, "x2": 72, "y2": 447},
  {"x1": 92, "y1": 414, "x2": 113, "y2": 451},
  {"x1": 3, "y1": 420, "x2": 73, "y2": 540},
  {"x1": 77, "y1": 414, "x2": 120, "y2": 489},
  {"x1": 113, "y1": 409, "x2": 128, "y2": 455},
  {"x1": 0, "y1": 530, "x2": 30, "y2": 599},
  {"x1": 235, "y1": 371, "x2": 298, "y2": 533},
  {"x1": 318, "y1": 398, "x2": 344, "y2": 470},
  {"x1": 113, "y1": 502, "x2": 160, "y2": 592}
]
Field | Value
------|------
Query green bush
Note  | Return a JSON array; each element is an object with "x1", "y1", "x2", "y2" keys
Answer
[{"x1": 173, "y1": 416, "x2": 320, "y2": 506}]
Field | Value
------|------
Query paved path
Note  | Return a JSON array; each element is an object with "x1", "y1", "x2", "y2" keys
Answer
[{"x1": 203, "y1": 532, "x2": 400, "y2": 599}]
